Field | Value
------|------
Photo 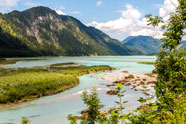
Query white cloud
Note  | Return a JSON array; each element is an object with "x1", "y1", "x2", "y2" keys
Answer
[
  {"x1": 55, "y1": 9, "x2": 66, "y2": 15},
  {"x1": 122, "y1": 4, "x2": 141, "y2": 20},
  {"x1": 96, "y1": 1, "x2": 103, "y2": 7},
  {"x1": 0, "y1": 0, "x2": 19, "y2": 7},
  {"x1": 159, "y1": 0, "x2": 178, "y2": 20},
  {"x1": 88, "y1": 0, "x2": 180, "y2": 41},
  {"x1": 87, "y1": 4, "x2": 163, "y2": 40},
  {"x1": 0, "y1": 0, "x2": 20, "y2": 13}
]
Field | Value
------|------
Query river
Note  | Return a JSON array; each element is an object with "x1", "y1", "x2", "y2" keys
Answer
[{"x1": 0, "y1": 56, "x2": 156, "y2": 124}]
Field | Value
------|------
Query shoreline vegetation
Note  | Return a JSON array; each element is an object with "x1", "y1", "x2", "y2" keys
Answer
[
  {"x1": 137, "y1": 62, "x2": 154, "y2": 65},
  {"x1": 0, "y1": 58, "x2": 156, "y2": 66},
  {"x1": 0, "y1": 58, "x2": 82, "y2": 66},
  {"x1": 0, "y1": 58, "x2": 47, "y2": 65},
  {"x1": 0, "y1": 62, "x2": 114, "y2": 107}
]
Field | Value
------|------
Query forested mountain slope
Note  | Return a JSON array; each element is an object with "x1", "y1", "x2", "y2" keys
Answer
[{"x1": 0, "y1": 6, "x2": 142, "y2": 57}]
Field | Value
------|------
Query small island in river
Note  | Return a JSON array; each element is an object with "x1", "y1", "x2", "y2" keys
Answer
[{"x1": 0, "y1": 62, "x2": 114, "y2": 108}]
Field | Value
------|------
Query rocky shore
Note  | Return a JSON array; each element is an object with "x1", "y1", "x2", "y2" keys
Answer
[{"x1": 101, "y1": 71, "x2": 157, "y2": 94}]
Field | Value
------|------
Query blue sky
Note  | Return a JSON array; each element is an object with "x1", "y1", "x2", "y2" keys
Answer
[{"x1": 0, "y1": 0, "x2": 177, "y2": 40}]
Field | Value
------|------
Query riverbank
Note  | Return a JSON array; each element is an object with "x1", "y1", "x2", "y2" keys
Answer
[
  {"x1": 0, "y1": 58, "x2": 48, "y2": 66},
  {"x1": 0, "y1": 81, "x2": 80, "y2": 109},
  {"x1": 0, "y1": 63, "x2": 114, "y2": 108},
  {"x1": 137, "y1": 62, "x2": 154, "y2": 65},
  {"x1": 101, "y1": 70, "x2": 157, "y2": 93}
]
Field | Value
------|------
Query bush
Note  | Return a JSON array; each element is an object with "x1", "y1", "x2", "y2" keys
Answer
[{"x1": 155, "y1": 49, "x2": 186, "y2": 100}]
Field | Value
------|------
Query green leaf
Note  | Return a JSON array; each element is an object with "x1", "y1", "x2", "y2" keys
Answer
[
  {"x1": 138, "y1": 97, "x2": 147, "y2": 103},
  {"x1": 116, "y1": 83, "x2": 122, "y2": 88}
]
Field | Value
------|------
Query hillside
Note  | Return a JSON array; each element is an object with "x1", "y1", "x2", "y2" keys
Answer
[
  {"x1": 122, "y1": 35, "x2": 162, "y2": 55},
  {"x1": 0, "y1": 6, "x2": 142, "y2": 57}
]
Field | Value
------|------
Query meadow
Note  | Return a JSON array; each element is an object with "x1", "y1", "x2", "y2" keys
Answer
[{"x1": 0, "y1": 62, "x2": 114, "y2": 105}]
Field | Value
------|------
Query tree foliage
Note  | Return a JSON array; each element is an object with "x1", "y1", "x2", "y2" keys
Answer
[
  {"x1": 21, "y1": 117, "x2": 30, "y2": 124},
  {"x1": 68, "y1": 84, "x2": 129, "y2": 124}
]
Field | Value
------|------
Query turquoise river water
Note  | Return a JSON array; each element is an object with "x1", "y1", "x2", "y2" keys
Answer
[{"x1": 0, "y1": 56, "x2": 156, "y2": 124}]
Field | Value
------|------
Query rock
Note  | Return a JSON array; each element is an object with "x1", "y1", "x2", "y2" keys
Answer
[
  {"x1": 135, "y1": 79, "x2": 140, "y2": 81},
  {"x1": 139, "y1": 81, "x2": 145, "y2": 85},
  {"x1": 122, "y1": 71, "x2": 129, "y2": 73},
  {"x1": 142, "y1": 78, "x2": 147, "y2": 81},
  {"x1": 125, "y1": 74, "x2": 135, "y2": 79},
  {"x1": 134, "y1": 89, "x2": 138, "y2": 91},
  {"x1": 113, "y1": 81, "x2": 119, "y2": 84},
  {"x1": 113, "y1": 79, "x2": 128, "y2": 84},
  {"x1": 125, "y1": 83, "x2": 131, "y2": 86},
  {"x1": 120, "y1": 80, "x2": 128, "y2": 85},
  {"x1": 107, "y1": 90, "x2": 118, "y2": 95},
  {"x1": 147, "y1": 81, "x2": 156, "y2": 84},
  {"x1": 106, "y1": 84, "x2": 115, "y2": 87}
]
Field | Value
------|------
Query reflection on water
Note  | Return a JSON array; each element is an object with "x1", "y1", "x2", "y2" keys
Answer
[{"x1": 0, "y1": 56, "x2": 156, "y2": 124}]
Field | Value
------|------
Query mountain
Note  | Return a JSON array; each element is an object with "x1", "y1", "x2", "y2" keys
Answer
[
  {"x1": 0, "y1": 6, "x2": 142, "y2": 57},
  {"x1": 122, "y1": 35, "x2": 162, "y2": 55},
  {"x1": 122, "y1": 35, "x2": 186, "y2": 55}
]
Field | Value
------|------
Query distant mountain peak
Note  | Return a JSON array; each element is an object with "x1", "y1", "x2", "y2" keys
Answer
[
  {"x1": 24, "y1": 6, "x2": 54, "y2": 12},
  {"x1": 122, "y1": 35, "x2": 162, "y2": 55}
]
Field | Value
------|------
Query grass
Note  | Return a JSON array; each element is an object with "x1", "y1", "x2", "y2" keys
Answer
[
  {"x1": 54, "y1": 65, "x2": 114, "y2": 76},
  {"x1": 0, "y1": 59, "x2": 18, "y2": 65},
  {"x1": 0, "y1": 58, "x2": 46, "y2": 65},
  {"x1": 144, "y1": 73, "x2": 153, "y2": 77},
  {"x1": 0, "y1": 63, "x2": 114, "y2": 105},
  {"x1": 0, "y1": 68, "x2": 46, "y2": 77},
  {"x1": 0, "y1": 72, "x2": 78, "y2": 104},
  {"x1": 50, "y1": 62, "x2": 77, "y2": 67},
  {"x1": 137, "y1": 62, "x2": 154, "y2": 65}
]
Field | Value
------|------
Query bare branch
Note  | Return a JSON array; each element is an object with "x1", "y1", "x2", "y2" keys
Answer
[
  {"x1": 170, "y1": 0, "x2": 177, "y2": 8},
  {"x1": 180, "y1": 71, "x2": 186, "y2": 79},
  {"x1": 146, "y1": 31, "x2": 161, "y2": 47}
]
